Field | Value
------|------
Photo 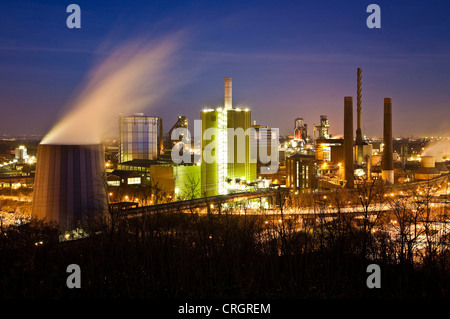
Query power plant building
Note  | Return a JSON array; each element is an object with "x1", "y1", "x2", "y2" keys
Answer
[
  {"x1": 286, "y1": 154, "x2": 317, "y2": 191},
  {"x1": 149, "y1": 163, "x2": 202, "y2": 200},
  {"x1": 294, "y1": 118, "x2": 308, "y2": 145},
  {"x1": 163, "y1": 115, "x2": 189, "y2": 154},
  {"x1": 15, "y1": 146, "x2": 28, "y2": 164},
  {"x1": 251, "y1": 124, "x2": 279, "y2": 175},
  {"x1": 201, "y1": 78, "x2": 257, "y2": 196},
  {"x1": 414, "y1": 155, "x2": 448, "y2": 180},
  {"x1": 318, "y1": 115, "x2": 330, "y2": 139}
]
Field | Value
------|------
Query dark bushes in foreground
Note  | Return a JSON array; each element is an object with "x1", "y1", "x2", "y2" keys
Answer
[{"x1": 0, "y1": 210, "x2": 449, "y2": 299}]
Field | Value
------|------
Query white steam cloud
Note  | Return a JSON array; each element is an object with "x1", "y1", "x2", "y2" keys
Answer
[
  {"x1": 41, "y1": 35, "x2": 181, "y2": 145},
  {"x1": 422, "y1": 139, "x2": 450, "y2": 161}
]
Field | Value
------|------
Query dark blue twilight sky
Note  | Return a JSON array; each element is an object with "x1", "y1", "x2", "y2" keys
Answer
[{"x1": 0, "y1": 0, "x2": 450, "y2": 138}]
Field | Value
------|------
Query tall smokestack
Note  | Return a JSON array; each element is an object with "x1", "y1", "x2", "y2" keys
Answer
[
  {"x1": 224, "y1": 77, "x2": 232, "y2": 109},
  {"x1": 356, "y1": 68, "x2": 362, "y2": 139},
  {"x1": 382, "y1": 97, "x2": 394, "y2": 184},
  {"x1": 344, "y1": 96, "x2": 354, "y2": 188},
  {"x1": 355, "y1": 67, "x2": 364, "y2": 163},
  {"x1": 159, "y1": 117, "x2": 164, "y2": 155},
  {"x1": 366, "y1": 155, "x2": 371, "y2": 180}
]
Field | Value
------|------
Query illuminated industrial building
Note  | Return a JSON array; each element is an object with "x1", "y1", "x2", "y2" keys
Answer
[
  {"x1": 107, "y1": 170, "x2": 142, "y2": 186},
  {"x1": 164, "y1": 115, "x2": 189, "y2": 153},
  {"x1": 293, "y1": 118, "x2": 308, "y2": 145},
  {"x1": 251, "y1": 123, "x2": 279, "y2": 176},
  {"x1": 15, "y1": 145, "x2": 28, "y2": 164},
  {"x1": 315, "y1": 138, "x2": 343, "y2": 162},
  {"x1": 114, "y1": 156, "x2": 175, "y2": 185},
  {"x1": 313, "y1": 115, "x2": 330, "y2": 141},
  {"x1": 119, "y1": 113, "x2": 159, "y2": 163},
  {"x1": 201, "y1": 78, "x2": 257, "y2": 196},
  {"x1": 149, "y1": 163, "x2": 201, "y2": 199},
  {"x1": 414, "y1": 155, "x2": 448, "y2": 181},
  {"x1": 286, "y1": 154, "x2": 317, "y2": 191}
]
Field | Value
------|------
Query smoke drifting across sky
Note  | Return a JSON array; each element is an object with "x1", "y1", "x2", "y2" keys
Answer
[
  {"x1": 41, "y1": 34, "x2": 182, "y2": 145},
  {"x1": 423, "y1": 139, "x2": 450, "y2": 160}
]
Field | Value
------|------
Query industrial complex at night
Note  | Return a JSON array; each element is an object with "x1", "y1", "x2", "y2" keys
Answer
[
  {"x1": 1, "y1": 0, "x2": 450, "y2": 305},
  {"x1": 3, "y1": 71, "x2": 446, "y2": 229}
]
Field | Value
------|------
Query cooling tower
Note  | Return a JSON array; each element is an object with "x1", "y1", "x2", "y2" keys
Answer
[
  {"x1": 421, "y1": 156, "x2": 436, "y2": 168},
  {"x1": 32, "y1": 144, "x2": 108, "y2": 228},
  {"x1": 344, "y1": 96, "x2": 354, "y2": 188},
  {"x1": 382, "y1": 98, "x2": 394, "y2": 184},
  {"x1": 415, "y1": 156, "x2": 441, "y2": 180}
]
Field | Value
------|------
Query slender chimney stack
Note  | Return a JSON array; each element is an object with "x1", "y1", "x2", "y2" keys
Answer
[
  {"x1": 159, "y1": 117, "x2": 164, "y2": 155},
  {"x1": 356, "y1": 68, "x2": 364, "y2": 163},
  {"x1": 224, "y1": 77, "x2": 232, "y2": 109},
  {"x1": 356, "y1": 68, "x2": 362, "y2": 140},
  {"x1": 366, "y1": 155, "x2": 371, "y2": 180},
  {"x1": 344, "y1": 96, "x2": 354, "y2": 188},
  {"x1": 382, "y1": 97, "x2": 394, "y2": 184}
]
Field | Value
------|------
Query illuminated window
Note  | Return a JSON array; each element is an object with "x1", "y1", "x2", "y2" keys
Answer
[{"x1": 127, "y1": 177, "x2": 141, "y2": 185}]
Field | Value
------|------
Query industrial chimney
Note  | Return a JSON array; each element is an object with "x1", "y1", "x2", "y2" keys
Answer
[
  {"x1": 32, "y1": 144, "x2": 108, "y2": 229},
  {"x1": 224, "y1": 77, "x2": 232, "y2": 109},
  {"x1": 159, "y1": 117, "x2": 164, "y2": 155},
  {"x1": 355, "y1": 67, "x2": 364, "y2": 163},
  {"x1": 344, "y1": 96, "x2": 354, "y2": 188},
  {"x1": 382, "y1": 97, "x2": 394, "y2": 184}
]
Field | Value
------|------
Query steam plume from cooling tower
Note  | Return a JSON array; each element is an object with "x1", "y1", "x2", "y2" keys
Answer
[
  {"x1": 422, "y1": 140, "x2": 450, "y2": 160},
  {"x1": 41, "y1": 35, "x2": 182, "y2": 145}
]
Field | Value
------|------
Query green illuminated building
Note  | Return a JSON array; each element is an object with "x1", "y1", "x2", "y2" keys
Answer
[
  {"x1": 150, "y1": 164, "x2": 201, "y2": 200},
  {"x1": 201, "y1": 78, "x2": 257, "y2": 196}
]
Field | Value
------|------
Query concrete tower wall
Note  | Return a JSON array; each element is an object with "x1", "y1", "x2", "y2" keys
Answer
[{"x1": 32, "y1": 144, "x2": 108, "y2": 228}]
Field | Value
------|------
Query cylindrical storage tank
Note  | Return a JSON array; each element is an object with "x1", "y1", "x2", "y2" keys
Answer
[{"x1": 32, "y1": 144, "x2": 108, "y2": 229}]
